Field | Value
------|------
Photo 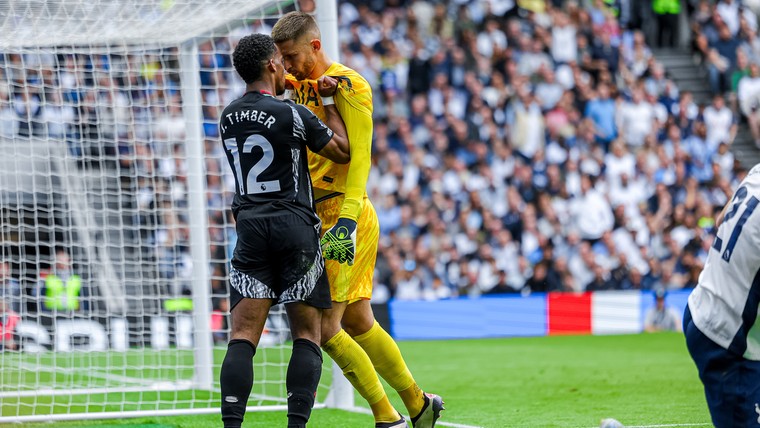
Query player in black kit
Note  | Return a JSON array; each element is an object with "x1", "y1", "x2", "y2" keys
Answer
[{"x1": 218, "y1": 33, "x2": 350, "y2": 428}]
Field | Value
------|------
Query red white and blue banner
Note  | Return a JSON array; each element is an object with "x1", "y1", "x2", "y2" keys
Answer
[{"x1": 389, "y1": 290, "x2": 691, "y2": 340}]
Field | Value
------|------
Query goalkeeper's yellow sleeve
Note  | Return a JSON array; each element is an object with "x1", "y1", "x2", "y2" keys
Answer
[{"x1": 335, "y1": 91, "x2": 373, "y2": 222}]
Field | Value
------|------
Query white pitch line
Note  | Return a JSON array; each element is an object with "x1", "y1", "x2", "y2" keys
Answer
[
  {"x1": 625, "y1": 424, "x2": 713, "y2": 428},
  {"x1": 437, "y1": 422, "x2": 485, "y2": 428},
  {"x1": 344, "y1": 406, "x2": 483, "y2": 428},
  {"x1": 0, "y1": 384, "x2": 190, "y2": 399},
  {"x1": 18, "y1": 361, "x2": 156, "y2": 386},
  {"x1": 586, "y1": 424, "x2": 712, "y2": 428},
  {"x1": 249, "y1": 392, "x2": 287, "y2": 404}
]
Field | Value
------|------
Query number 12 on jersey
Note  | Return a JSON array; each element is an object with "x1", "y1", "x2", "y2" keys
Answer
[
  {"x1": 713, "y1": 186, "x2": 760, "y2": 262},
  {"x1": 224, "y1": 135, "x2": 281, "y2": 195}
]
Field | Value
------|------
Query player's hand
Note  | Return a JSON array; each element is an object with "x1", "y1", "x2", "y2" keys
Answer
[
  {"x1": 317, "y1": 76, "x2": 338, "y2": 97},
  {"x1": 321, "y1": 218, "x2": 357, "y2": 265},
  {"x1": 282, "y1": 80, "x2": 295, "y2": 100}
]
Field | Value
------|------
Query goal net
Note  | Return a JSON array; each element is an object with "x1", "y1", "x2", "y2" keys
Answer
[{"x1": 0, "y1": 0, "x2": 348, "y2": 422}]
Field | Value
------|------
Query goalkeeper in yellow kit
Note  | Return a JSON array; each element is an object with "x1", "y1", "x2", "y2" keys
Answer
[{"x1": 272, "y1": 11, "x2": 443, "y2": 428}]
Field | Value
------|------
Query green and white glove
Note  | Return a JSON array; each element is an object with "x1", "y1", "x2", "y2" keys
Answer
[{"x1": 321, "y1": 218, "x2": 357, "y2": 265}]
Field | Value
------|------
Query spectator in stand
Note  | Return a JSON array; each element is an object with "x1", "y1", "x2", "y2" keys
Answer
[
  {"x1": 691, "y1": 0, "x2": 714, "y2": 36},
  {"x1": 672, "y1": 90, "x2": 699, "y2": 133},
  {"x1": 37, "y1": 249, "x2": 84, "y2": 313},
  {"x1": 395, "y1": 260, "x2": 424, "y2": 301},
  {"x1": 586, "y1": 264, "x2": 617, "y2": 291},
  {"x1": 0, "y1": 260, "x2": 21, "y2": 313},
  {"x1": 0, "y1": 300, "x2": 19, "y2": 351},
  {"x1": 644, "y1": 62, "x2": 671, "y2": 99},
  {"x1": 535, "y1": 68, "x2": 564, "y2": 112},
  {"x1": 730, "y1": 48, "x2": 750, "y2": 95},
  {"x1": 584, "y1": 82, "x2": 617, "y2": 150},
  {"x1": 738, "y1": 62, "x2": 760, "y2": 147},
  {"x1": 619, "y1": 267, "x2": 649, "y2": 290},
  {"x1": 605, "y1": 139, "x2": 636, "y2": 190},
  {"x1": 708, "y1": 25, "x2": 740, "y2": 94},
  {"x1": 621, "y1": 30, "x2": 651, "y2": 79},
  {"x1": 518, "y1": 37, "x2": 553, "y2": 77},
  {"x1": 13, "y1": 87, "x2": 43, "y2": 137},
  {"x1": 551, "y1": 11, "x2": 578, "y2": 65},
  {"x1": 684, "y1": 120, "x2": 715, "y2": 183},
  {"x1": 591, "y1": 31, "x2": 620, "y2": 75},
  {"x1": 644, "y1": 289, "x2": 682, "y2": 332},
  {"x1": 568, "y1": 242, "x2": 597, "y2": 291},
  {"x1": 617, "y1": 87, "x2": 655, "y2": 148},
  {"x1": 211, "y1": 297, "x2": 229, "y2": 345},
  {"x1": 42, "y1": 89, "x2": 75, "y2": 140},
  {"x1": 571, "y1": 174, "x2": 614, "y2": 243},
  {"x1": 702, "y1": 94, "x2": 736, "y2": 150},
  {"x1": 0, "y1": 82, "x2": 17, "y2": 138},
  {"x1": 525, "y1": 259, "x2": 564, "y2": 293},
  {"x1": 476, "y1": 17, "x2": 507, "y2": 59},
  {"x1": 508, "y1": 86, "x2": 545, "y2": 159},
  {"x1": 716, "y1": 0, "x2": 741, "y2": 36},
  {"x1": 653, "y1": 0, "x2": 681, "y2": 47},
  {"x1": 713, "y1": 142, "x2": 735, "y2": 180}
]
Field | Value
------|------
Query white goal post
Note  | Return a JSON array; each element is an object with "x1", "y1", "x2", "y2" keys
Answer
[{"x1": 0, "y1": 0, "x2": 352, "y2": 422}]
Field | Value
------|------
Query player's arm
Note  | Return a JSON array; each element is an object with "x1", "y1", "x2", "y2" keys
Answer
[
  {"x1": 319, "y1": 78, "x2": 373, "y2": 265},
  {"x1": 295, "y1": 103, "x2": 349, "y2": 164},
  {"x1": 317, "y1": 111, "x2": 350, "y2": 164},
  {"x1": 716, "y1": 199, "x2": 731, "y2": 228},
  {"x1": 316, "y1": 76, "x2": 350, "y2": 163},
  {"x1": 284, "y1": 76, "x2": 349, "y2": 162},
  {"x1": 333, "y1": 88, "x2": 372, "y2": 222},
  {"x1": 715, "y1": 180, "x2": 740, "y2": 227}
]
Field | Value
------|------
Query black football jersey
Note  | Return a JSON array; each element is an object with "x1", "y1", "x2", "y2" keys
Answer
[{"x1": 220, "y1": 91, "x2": 333, "y2": 223}]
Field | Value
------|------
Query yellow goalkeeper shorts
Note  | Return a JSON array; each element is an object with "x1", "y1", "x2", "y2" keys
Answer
[{"x1": 316, "y1": 194, "x2": 379, "y2": 302}]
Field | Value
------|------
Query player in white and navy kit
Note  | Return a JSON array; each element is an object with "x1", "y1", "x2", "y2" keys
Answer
[
  {"x1": 218, "y1": 34, "x2": 350, "y2": 428},
  {"x1": 686, "y1": 163, "x2": 760, "y2": 428}
]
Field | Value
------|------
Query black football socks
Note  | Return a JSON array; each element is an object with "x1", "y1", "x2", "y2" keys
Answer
[
  {"x1": 286, "y1": 338, "x2": 323, "y2": 428},
  {"x1": 220, "y1": 339, "x2": 256, "y2": 428}
]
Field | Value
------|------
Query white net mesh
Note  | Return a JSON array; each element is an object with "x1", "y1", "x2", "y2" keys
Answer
[
  {"x1": 1, "y1": 0, "x2": 284, "y2": 48},
  {"x1": 0, "y1": 0, "x2": 337, "y2": 421}
]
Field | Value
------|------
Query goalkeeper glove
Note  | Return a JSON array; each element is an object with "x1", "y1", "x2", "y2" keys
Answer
[{"x1": 321, "y1": 218, "x2": 357, "y2": 265}]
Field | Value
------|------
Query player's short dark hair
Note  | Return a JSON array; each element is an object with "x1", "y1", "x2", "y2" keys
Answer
[
  {"x1": 271, "y1": 11, "x2": 320, "y2": 44},
  {"x1": 232, "y1": 33, "x2": 275, "y2": 84}
]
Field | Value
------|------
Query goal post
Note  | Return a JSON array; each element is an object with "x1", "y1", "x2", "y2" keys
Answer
[
  {"x1": 312, "y1": 0, "x2": 356, "y2": 412},
  {"x1": 0, "y1": 0, "x2": 350, "y2": 422},
  {"x1": 178, "y1": 39, "x2": 214, "y2": 393}
]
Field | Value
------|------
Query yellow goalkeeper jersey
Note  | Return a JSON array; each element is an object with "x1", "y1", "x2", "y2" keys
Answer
[{"x1": 286, "y1": 62, "x2": 373, "y2": 221}]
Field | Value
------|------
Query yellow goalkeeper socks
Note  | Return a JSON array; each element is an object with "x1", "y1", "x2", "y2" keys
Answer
[
  {"x1": 354, "y1": 321, "x2": 425, "y2": 418},
  {"x1": 322, "y1": 329, "x2": 399, "y2": 423}
]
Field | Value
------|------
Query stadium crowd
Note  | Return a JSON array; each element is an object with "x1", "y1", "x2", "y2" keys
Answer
[
  {"x1": 0, "y1": 0, "x2": 756, "y2": 310},
  {"x1": 336, "y1": 0, "x2": 745, "y2": 302}
]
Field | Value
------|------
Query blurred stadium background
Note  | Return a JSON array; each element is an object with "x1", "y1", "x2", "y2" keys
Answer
[{"x1": 0, "y1": 0, "x2": 751, "y2": 424}]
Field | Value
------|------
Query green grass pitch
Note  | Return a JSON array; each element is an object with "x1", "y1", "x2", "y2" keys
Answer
[{"x1": 1, "y1": 332, "x2": 710, "y2": 427}]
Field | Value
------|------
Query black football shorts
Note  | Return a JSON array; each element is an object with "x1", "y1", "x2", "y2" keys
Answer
[{"x1": 228, "y1": 211, "x2": 331, "y2": 310}]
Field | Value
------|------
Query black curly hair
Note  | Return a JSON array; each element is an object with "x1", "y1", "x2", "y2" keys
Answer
[{"x1": 232, "y1": 33, "x2": 275, "y2": 84}]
